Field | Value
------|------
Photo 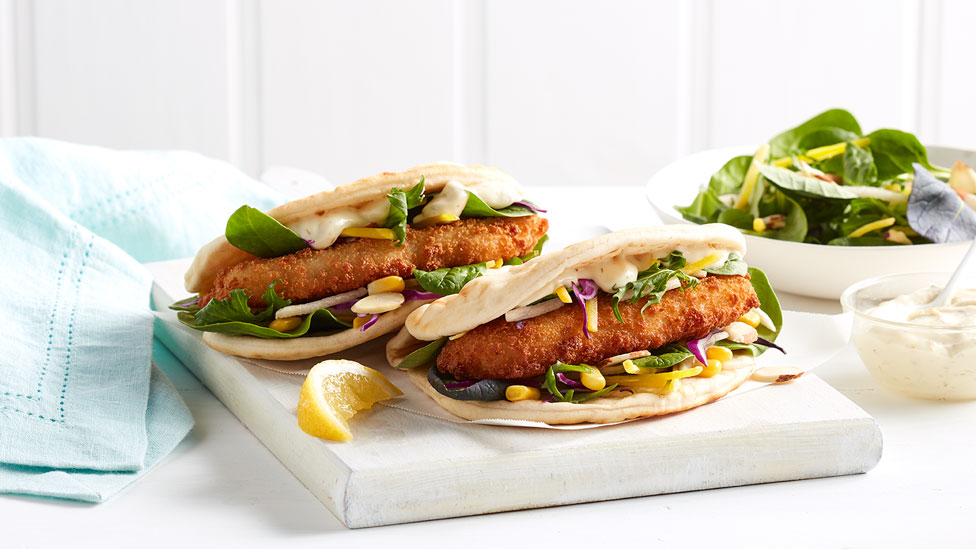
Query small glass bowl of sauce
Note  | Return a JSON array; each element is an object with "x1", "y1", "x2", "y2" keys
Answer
[{"x1": 841, "y1": 271, "x2": 976, "y2": 401}]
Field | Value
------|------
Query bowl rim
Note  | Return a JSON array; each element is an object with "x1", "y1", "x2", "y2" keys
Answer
[
  {"x1": 839, "y1": 270, "x2": 976, "y2": 333},
  {"x1": 646, "y1": 144, "x2": 975, "y2": 251}
]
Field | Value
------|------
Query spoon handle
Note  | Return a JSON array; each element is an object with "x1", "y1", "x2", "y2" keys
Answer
[{"x1": 935, "y1": 239, "x2": 976, "y2": 307}]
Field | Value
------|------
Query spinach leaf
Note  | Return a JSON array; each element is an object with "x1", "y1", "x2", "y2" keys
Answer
[
  {"x1": 383, "y1": 178, "x2": 426, "y2": 247},
  {"x1": 395, "y1": 338, "x2": 447, "y2": 369},
  {"x1": 505, "y1": 234, "x2": 549, "y2": 265},
  {"x1": 703, "y1": 253, "x2": 748, "y2": 276},
  {"x1": 461, "y1": 192, "x2": 536, "y2": 218},
  {"x1": 720, "y1": 267, "x2": 782, "y2": 356},
  {"x1": 610, "y1": 268, "x2": 697, "y2": 323},
  {"x1": 676, "y1": 189, "x2": 726, "y2": 224},
  {"x1": 708, "y1": 155, "x2": 752, "y2": 195},
  {"x1": 631, "y1": 345, "x2": 693, "y2": 370},
  {"x1": 758, "y1": 164, "x2": 857, "y2": 200},
  {"x1": 413, "y1": 262, "x2": 488, "y2": 296},
  {"x1": 795, "y1": 127, "x2": 863, "y2": 152},
  {"x1": 542, "y1": 362, "x2": 617, "y2": 403},
  {"x1": 907, "y1": 164, "x2": 976, "y2": 243},
  {"x1": 867, "y1": 129, "x2": 936, "y2": 180},
  {"x1": 754, "y1": 190, "x2": 808, "y2": 242},
  {"x1": 225, "y1": 205, "x2": 309, "y2": 258},
  {"x1": 843, "y1": 141, "x2": 878, "y2": 186},
  {"x1": 427, "y1": 366, "x2": 509, "y2": 401},
  {"x1": 169, "y1": 295, "x2": 201, "y2": 312},
  {"x1": 193, "y1": 281, "x2": 289, "y2": 325},
  {"x1": 179, "y1": 281, "x2": 351, "y2": 339},
  {"x1": 717, "y1": 209, "x2": 754, "y2": 230},
  {"x1": 769, "y1": 109, "x2": 862, "y2": 158},
  {"x1": 658, "y1": 251, "x2": 687, "y2": 270},
  {"x1": 748, "y1": 266, "x2": 782, "y2": 342}
]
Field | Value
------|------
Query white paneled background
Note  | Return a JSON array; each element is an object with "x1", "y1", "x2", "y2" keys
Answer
[{"x1": 1, "y1": 0, "x2": 973, "y2": 186}]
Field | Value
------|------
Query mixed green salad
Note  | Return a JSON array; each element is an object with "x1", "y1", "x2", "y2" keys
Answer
[{"x1": 678, "y1": 109, "x2": 976, "y2": 245}]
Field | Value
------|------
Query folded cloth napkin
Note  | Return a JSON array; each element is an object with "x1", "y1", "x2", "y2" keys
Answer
[{"x1": 0, "y1": 138, "x2": 282, "y2": 501}]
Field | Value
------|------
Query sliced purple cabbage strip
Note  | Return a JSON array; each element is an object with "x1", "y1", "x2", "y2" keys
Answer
[
  {"x1": 360, "y1": 314, "x2": 379, "y2": 331},
  {"x1": 571, "y1": 284, "x2": 591, "y2": 339},
  {"x1": 755, "y1": 336, "x2": 786, "y2": 354},
  {"x1": 444, "y1": 380, "x2": 478, "y2": 389},
  {"x1": 573, "y1": 278, "x2": 598, "y2": 300},
  {"x1": 686, "y1": 329, "x2": 727, "y2": 365},
  {"x1": 402, "y1": 289, "x2": 440, "y2": 301},
  {"x1": 556, "y1": 373, "x2": 585, "y2": 388},
  {"x1": 515, "y1": 320, "x2": 526, "y2": 330},
  {"x1": 511, "y1": 200, "x2": 547, "y2": 213}
]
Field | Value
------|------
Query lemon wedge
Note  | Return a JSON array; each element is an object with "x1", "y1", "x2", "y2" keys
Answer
[{"x1": 297, "y1": 360, "x2": 402, "y2": 441}]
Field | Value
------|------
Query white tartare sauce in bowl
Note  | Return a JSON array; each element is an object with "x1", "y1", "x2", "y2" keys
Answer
[{"x1": 843, "y1": 274, "x2": 976, "y2": 401}]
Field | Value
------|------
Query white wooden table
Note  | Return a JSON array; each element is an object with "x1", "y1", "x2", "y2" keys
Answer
[{"x1": 4, "y1": 187, "x2": 975, "y2": 547}]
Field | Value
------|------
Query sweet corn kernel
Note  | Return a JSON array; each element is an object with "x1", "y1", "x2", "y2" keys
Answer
[
  {"x1": 580, "y1": 367, "x2": 606, "y2": 391},
  {"x1": 706, "y1": 346, "x2": 734, "y2": 362},
  {"x1": 269, "y1": 316, "x2": 302, "y2": 332},
  {"x1": 412, "y1": 213, "x2": 460, "y2": 228},
  {"x1": 339, "y1": 227, "x2": 396, "y2": 240},
  {"x1": 585, "y1": 298, "x2": 599, "y2": 332},
  {"x1": 352, "y1": 315, "x2": 372, "y2": 330},
  {"x1": 505, "y1": 385, "x2": 541, "y2": 402},
  {"x1": 622, "y1": 359, "x2": 640, "y2": 374},
  {"x1": 448, "y1": 331, "x2": 467, "y2": 341},
  {"x1": 752, "y1": 217, "x2": 767, "y2": 233},
  {"x1": 700, "y1": 359, "x2": 723, "y2": 378},
  {"x1": 555, "y1": 286, "x2": 572, "y2": 304},
  {"x1": 490, "y1": 258, "x2": 504, "y2": 269},
  {"x1": 367, "y1": 275, "x2": 405, "y2": 295},
  {"x1": 738, "y1": 310, "x2": 761, "y2": 328}
]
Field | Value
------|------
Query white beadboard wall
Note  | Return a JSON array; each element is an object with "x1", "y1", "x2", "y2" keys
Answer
[{"x1": 0, "y1": 0, "x2": 971, "y2": 186}]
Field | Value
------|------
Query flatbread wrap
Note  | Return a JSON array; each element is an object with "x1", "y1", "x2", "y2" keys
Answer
[
  {"x1": 171, "y1": 163, "x2": 549, "y2": 360},
  {"x1": 387, "y1": 224, "x2": 784, "y2": 424}
]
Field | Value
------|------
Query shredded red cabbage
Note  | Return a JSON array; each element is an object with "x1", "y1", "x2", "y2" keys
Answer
[
  {"x1": 520, "y1": 378, "x2": 542, "y2": 388},
  {"x1": 511, "y1": 200, "x2": 547, "y2": 213},
  {"x1": 556, "y1": 373, "x2": 585, "y2": 388},
  {"x1": 686, "y1": 329, "x2": 727, "y2": 365},
  {"x1": 755, "y1": 337, "x2": 786, "y2": 354},
  {"x1": 613, "y1": 386, "x2": 635, "y2": 394},
  {"x1": 573, "y1": 278, "x2": 598, "y2": 300},
  {"x1": 444, "y1": 380, "x2": 478, "y2": 389},
  {"x1": 360, "y1": 313, "x2": 379, "y2": 331},
  {"x1": 402, "y1": 289, "x2": 440, "y2": 301},
  {"x1": 571, "y1": 285, "x2": 591, "y2": 339},
  {"x1": 304, "y1": 238, "x2": 315, "y2": 247},
  {"x1": 515, "y1": 320, "x2": 526, "y2": 330},
  {"x1": 330, "y1": 299, "x2": 357, "y2": 310}
]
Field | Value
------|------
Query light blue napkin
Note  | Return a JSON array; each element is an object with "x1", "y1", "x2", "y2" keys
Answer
[{"x1": 0, "y1": 138, "x2": 282, "y2": 501}]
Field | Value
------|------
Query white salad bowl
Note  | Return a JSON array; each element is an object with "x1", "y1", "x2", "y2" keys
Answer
[{"x1": 646, "y1": 145, "x2": 975, "y2": 299}]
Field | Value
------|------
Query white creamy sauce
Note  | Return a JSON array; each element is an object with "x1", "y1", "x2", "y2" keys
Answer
[
  {"x1": 855, "y1": 285, "x2": 976, "y2": 400},
  {"x1": 288, "y1": 197, "x2": 391, "y2": 250},
  {"x1": 413, "y1": 179, "x2": 524, "y2": 225}
]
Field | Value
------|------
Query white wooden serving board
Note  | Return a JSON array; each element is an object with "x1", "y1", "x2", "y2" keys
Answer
[{"x1": 148, "y1": 260, "x2": 882, "y2": 529}]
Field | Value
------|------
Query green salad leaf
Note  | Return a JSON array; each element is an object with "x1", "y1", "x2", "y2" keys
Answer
[
  {"x1": 413, "y1": 262, "x2": 489, "y2": 296},
  {"x1": 768, "y1": 108, "x2": 862, "y2": 158},
  {"x1": 225, "y1": 205, "x2": 309, "y2": 258},
  {"x1": 427, "y1": 366, "x2": 509, "y2": 401},
  {"x1": 383, "y1": 178, "x2": 426, "y2": 247},
  {"x1": 460, "y1": 192, "x2": 536, "y2": 217},
  {"x1": 177, "y1": 281, "x2": 351, "y2": 339},
  {"x1": 907, "y1": 164, "x2": 976, "y2": 243},
  {"x1": 717, "y1": 266, "x2": 782, "y2": 356},
  {"x1": 843, "y1": 141, "x2": 878, "y2": 186},
  {"x1": 395, "y1": 338, "x2": 447, "y2": 370},
  {"x1": 678, "y1": 109, "x2": 957, "y2": 246},
  {"x1": 758, "y1": 164, "x2": 857, "y2": 200},
  {"x1": 542, "y1": 362, "x2": 617, "y2": 404},
  {"x1": 703, "y1": 253, "x2": 748, "y2": 276},
  {"x1": 610, "y1": 264, "x2": 697, "y2": 323},
  {"x1": 630, "y1": 344, "x2": 693, "y2": 370}
]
